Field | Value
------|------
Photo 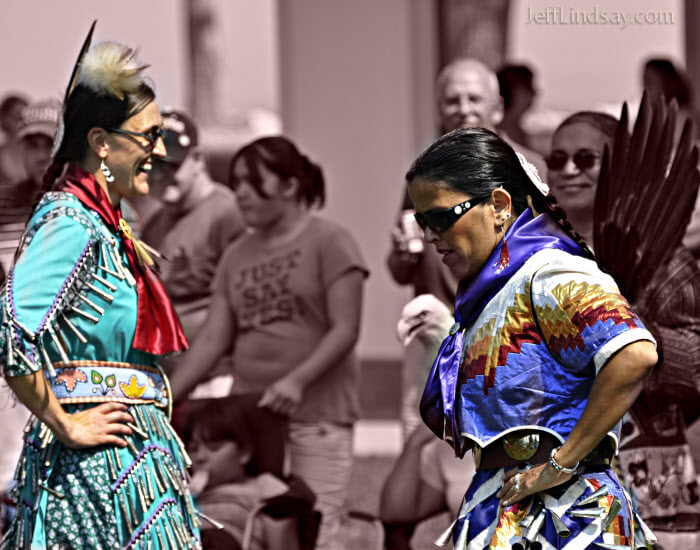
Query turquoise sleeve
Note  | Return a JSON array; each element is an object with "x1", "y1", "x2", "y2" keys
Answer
[{"x1": 2, "y1": 216, "x2": 92, "y2": 376}]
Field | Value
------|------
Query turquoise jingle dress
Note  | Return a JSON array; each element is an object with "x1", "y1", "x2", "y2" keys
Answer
[{"x1": 0, "y1": 171, "x2": 201, "y2": 549}]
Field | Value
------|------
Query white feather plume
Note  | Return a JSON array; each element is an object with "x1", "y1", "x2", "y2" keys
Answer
[{"x1": 77, "y1": 41, "x2": 147, "y2": 100}]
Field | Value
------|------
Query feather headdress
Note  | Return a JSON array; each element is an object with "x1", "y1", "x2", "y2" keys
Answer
[
  {"x1": 52, "y1": 22, "x2": 151, "y2": 158},
  {"x1": 77, "y1": 41, "x2": 148, "y2": 100}
]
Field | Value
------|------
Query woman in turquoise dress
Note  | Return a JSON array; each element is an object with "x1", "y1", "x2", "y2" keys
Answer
[{"x1": 0, "y1": 36, "x2": 200, "y2": 549}]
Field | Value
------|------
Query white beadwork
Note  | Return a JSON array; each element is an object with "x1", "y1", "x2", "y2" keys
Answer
[{"x1": 516, "y1": 152, "x2": 550, "y2": 196}]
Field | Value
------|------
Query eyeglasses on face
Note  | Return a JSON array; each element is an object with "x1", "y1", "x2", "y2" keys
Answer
[
  {"x1": 545, "y1": 149, "x2": 600, "y2": 171},
  {"x1": 105, "y1": 127, "x2": 166, "y2": 150},
  {"x1": 414, "y1": 195, "x2": 490, "y2": 233}
]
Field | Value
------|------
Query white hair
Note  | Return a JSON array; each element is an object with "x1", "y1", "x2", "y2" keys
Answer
[{"x1": 436, "y1": 58, "x2": 500, "y2": 100}]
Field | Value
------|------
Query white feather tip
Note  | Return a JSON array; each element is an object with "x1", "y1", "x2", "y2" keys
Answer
[{"x1": 77, "y1": 42, "x2": 147, "y2": 100}]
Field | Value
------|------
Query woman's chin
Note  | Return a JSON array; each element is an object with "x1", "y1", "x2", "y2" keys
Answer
[
  {"x1": 132, "y1": 178, "x2": 150, "y2": 197},
  {"x1": 447, "y1": 263, "x2": 471, "y2": 281}
]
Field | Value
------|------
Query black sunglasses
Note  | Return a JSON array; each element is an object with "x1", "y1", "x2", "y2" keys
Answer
[
  {"x1": 414, "y1": 195, "x2": 490, "y2": 233},
  {"x1": 545, "y1": 149, "x2": 600, "y2": 171},
  {"x1": 105, "y1": 127, "x2": 166, "y2": 150}
]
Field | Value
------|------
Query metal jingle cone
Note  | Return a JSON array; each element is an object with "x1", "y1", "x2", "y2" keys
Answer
[
  {"x1": 13, "y1": 344, "x2": 37, "y2": 371},
  {"x1": 60, "y1": 315, "x2": 87, "y2": 344},
  {"x1": 77, "y1": 293, "x2": 105, "y2": 316},
  {"x1": 519, "y1": 500, "x2": 543, "y2": 531},
  {"x1": 576, "y1": 485, "x2": 610, "y2": 507},
  {"x1": 570, "y1": 508, "x2": 606, "y2": 519},
  {"x1": 197, "y1": 511, "x2": 224, "y2": 530},
  {"x1": 84, "y1": 281, "x2": 114, "y2": 303},
  {"x1": 90, "y1": 271, "x2": 117, "y2": 291},
  {"x1": 551, "y1": 511, "x2": 571, "y2": 538},
  {"x1": 70, "y1": 305, "x2": 100, "y2": 324},
  {"x1": 99, "y1": 242, "x2": 124, "y2": 281},
  {"x1": 47, "y1": 325, "x2": 70, "y2": 364},
  {"x1": 435, "y1": 518, "x2": 457, "y2": 547},
  {"x1": 602, "y1": 497, "x2": 622, "y2": 531},
  {"x1": 453, "y1": 519, "x2": 469, "y2": 550},
  {"x1": 524, "y1": 509, "x2": 547, "y2": 544}
]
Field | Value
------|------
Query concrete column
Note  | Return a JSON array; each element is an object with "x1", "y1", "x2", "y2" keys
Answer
[{"x1": 277, "y1": 0, "x2": 438, "y2": 359}]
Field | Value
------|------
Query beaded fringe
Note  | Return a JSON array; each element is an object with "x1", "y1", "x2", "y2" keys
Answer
[{"x1": 1, "y1": 404, "x2": 201, "y2": 549}]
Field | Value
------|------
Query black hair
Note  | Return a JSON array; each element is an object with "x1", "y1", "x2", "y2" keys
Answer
[
  {"x1": 497, "y1": 64, "x2": 535, "y2": 109},
  {"x1": 644, "y1": 58, "x2": 691, "y2": 107},
  {"x1": 228, "y1": 136, "x2": 325, "y2": 208},
  {"x1": 405, "y1": 127, "x2": 594, "y2": 260},
  {"x1": 36, "y1": 81, "x2": 155, "y2": 210},
  {"x1": 178, "y1": 394, "x2": 289, "y2": 479},
  {"x1": 554, "y1": 111, "x2": 618, "y2": 143},
  {"x1": 48, "y1": 81, "x2": 155, "y2": 177},
  {"x1": 180, "y1": 398, "x2": 257, "y2": 476}
]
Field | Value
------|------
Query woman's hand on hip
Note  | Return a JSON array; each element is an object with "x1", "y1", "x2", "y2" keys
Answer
[
  {"x1": 56, "y1": 402, "x2": 134, "y2": 449},
  {"x1": 258, "y1": 376, "x2": 304, "y2": 416},
  {"x1": 497, "y1": 462, "x2": 572, "y2": 506}
]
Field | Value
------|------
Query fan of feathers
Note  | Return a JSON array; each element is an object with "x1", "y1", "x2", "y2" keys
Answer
[{"x1": 593, "y1": 91, "x2": 700, "y2": 304}]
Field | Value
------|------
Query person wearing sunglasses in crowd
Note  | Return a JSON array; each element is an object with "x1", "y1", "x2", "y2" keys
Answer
[
  {"x1": 547, "y1": 111, "x2": 700, "y2": 548},
  {"x1": 141, "y1": 109, "x2": 245, "y2": 397},
  {"x1": 0, "y1": 36, "x2": 201, "y2": 549},
  {"x1": 170, "y1": 136, "x2": 368, "y2": 550},
  {"x1": 411, "y1": 127, "x2": 659, "y2": 548}
]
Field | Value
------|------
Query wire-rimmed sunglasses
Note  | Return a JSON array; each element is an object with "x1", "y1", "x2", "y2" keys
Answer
[
  {"x1": 414, "y1": 195, "x2": 490, "y2": 233},
  {"x1": 105, "y1": 127, "x2": 166, "y2": 150},
  {"x1": 545, "y1": 149, "x2": 600, "y2": 171}
]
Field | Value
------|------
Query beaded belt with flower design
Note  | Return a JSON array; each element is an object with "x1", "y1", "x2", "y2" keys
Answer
[{"x1": 48, "y1": 360, "x2": 169, "y2": 407}]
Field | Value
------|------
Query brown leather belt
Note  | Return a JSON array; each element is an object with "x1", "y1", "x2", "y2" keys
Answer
[{"x1": 474, "y1": 431, "x2": 613, "y2": 470}]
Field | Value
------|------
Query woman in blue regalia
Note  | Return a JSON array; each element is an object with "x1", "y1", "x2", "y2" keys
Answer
[
  {"x1": 0, "y1": 29, "x2": 201, "y2": 549},
  {"x1": 410, "y1": 127, "x2": 659, "y2": 549}
]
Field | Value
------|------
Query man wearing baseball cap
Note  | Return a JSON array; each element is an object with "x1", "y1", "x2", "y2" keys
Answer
[
  {"x1": 143, "y1": 108, "x2": 245, "y2": 392},
  {"x1": 0, "y1": 98, "x2": 60, "y2": 280}
]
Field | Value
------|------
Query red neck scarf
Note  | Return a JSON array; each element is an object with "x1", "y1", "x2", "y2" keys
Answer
[{"x1": 61, "y1": 163, "x2": 188, "y2": 355}]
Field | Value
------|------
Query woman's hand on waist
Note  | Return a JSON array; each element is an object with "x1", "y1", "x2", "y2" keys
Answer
[
  {"x1": 497, "y1": 461, "x2": 572, "y2": 506},
  {"x1": 55, "y1": 402, "x2": 134, "y2": 449}
]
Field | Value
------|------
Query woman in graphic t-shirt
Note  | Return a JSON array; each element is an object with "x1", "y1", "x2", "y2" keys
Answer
[{"x1": 171, "y1": 136, "x2": 368, "y2": 550}]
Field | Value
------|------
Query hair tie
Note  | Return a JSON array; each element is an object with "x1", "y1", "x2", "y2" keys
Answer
[{"x1": 516, "y1": 152, "x2": 549, "y2": 196}]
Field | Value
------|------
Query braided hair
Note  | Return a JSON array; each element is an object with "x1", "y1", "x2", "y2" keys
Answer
[
  {"x1": 405, "y1": 127, "x2": 595, "y2": 260},
  {"x1": 228, "y1": 136, "x2": 325, "y2": 209}
]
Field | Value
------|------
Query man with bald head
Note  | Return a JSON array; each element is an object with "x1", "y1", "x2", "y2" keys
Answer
[
  {"x1": 436, "y1": 58, "x2": 545, "y2": 174},
  {"x1": 388, "y1": 58, "x2": 545, "y2": 305},
  {"x1": 438, "y1": 58, "x2": 503, "y2": 133}
]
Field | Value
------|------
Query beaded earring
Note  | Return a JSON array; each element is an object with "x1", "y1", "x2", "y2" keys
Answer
[
  {"x1": 494, "y1": 213, "x2": 511, "y2": 274},
  {"x1": 100, "y1": 159, "x2": 115, "y2": 183}
]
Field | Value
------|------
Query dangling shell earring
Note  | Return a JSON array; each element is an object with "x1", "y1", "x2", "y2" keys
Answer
[
  {"x1": 494, "y1": 213, "x2": 511, "y2": 274},
  {"x1": 100, "y1": 159, "x2": 115, "y2": 183}
]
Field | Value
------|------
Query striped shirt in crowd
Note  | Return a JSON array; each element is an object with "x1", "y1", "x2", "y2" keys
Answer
[{"x1": 0, "y1": 179, "x2": 36, "y2": 280}]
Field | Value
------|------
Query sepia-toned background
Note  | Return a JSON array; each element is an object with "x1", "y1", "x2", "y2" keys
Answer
[{"x1": 1, "y1": 0, "x2": 690, "y2": 364}]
